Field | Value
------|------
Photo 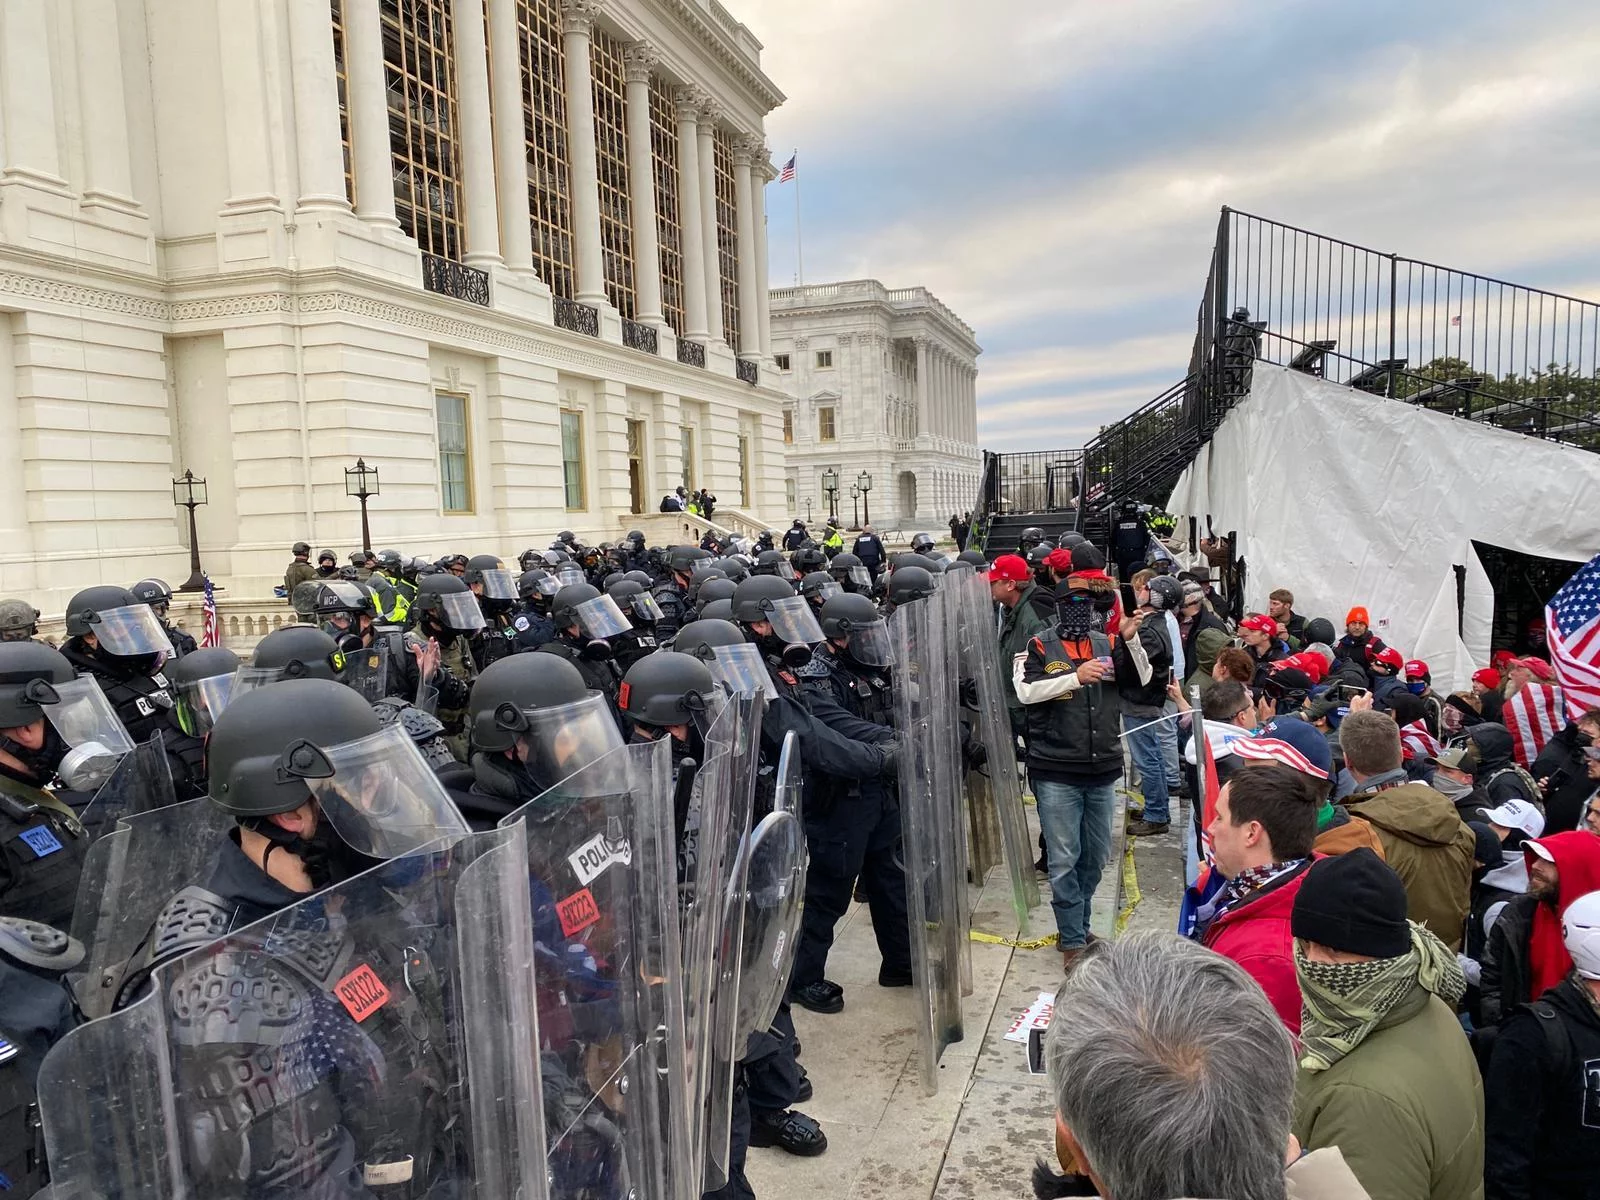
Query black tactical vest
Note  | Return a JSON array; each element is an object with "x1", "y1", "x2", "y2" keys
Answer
[{"x1": 0, "y1": 780, "x2": 89, "y2": 930}]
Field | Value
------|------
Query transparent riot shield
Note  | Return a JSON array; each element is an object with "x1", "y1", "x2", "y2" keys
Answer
[
  {"x1": 501, "y1": 737, "x2": 696, "y2": 1200},
  {"x1": 931, "y1": 579, "x2": 975, "y2": 997},
  {"x1": 39, "y1": 823, "x2": 545, "y2": 1200},
  {"x1": 950, "y1": 563, "x2": 1039, "y2": 936},
  {"x1": 336, "y1": 637, "x2": 390, "y2": 704},
  {"x1": 67, "y1": 798, "x2": 235, "y2": 1020},
  {"x1": 73, "y1": 733, "x2": 177, "y2": 840},
  {"x1": 891, "y1": 594, "x2": 968, "y2": 1096},
  {"x1": 732, "y1": 729, "x2": 806, "y2": 1054}
]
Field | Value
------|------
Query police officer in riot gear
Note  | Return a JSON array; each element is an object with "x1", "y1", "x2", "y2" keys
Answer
[
  {"x1": 790, "y1": 544, "x2": 826, "y2": 577},
  {"x1": 800, "y1": 571, "x2": 841, "y2": 613},
  {"x1": 465, "y1": 652, "x2": 623, "y2": 824},
  {"x1": 0, "y1": 916, "x2": 83, "y2": 1196},
  {"x1": 117, "y1": 678, "x2": 472, "y2": 1193},
  {"x1": 0, "y1": 599, "x2": 42, "y2": 644},
  {"x1": 1018, "y1": 526, "x2": 1048, "y2": 554},
  {"x1": 58, "y1": 585, "x2": 176, "y2": 747},
  {"x1": 130, "y1": 577, "x2": 197, "y2": 659},
  {"x1": 826, "y1": 552, "x2": 873, "y2": 596},
  {"x1": 793, "y1": 594, "x2": 911, "y2": 1011},
  {"x1": 461, "y1": 554, "x2": 519, "y2": 667},
  {"x1": 367, "y1": 548, "x2": 409, "y2": 622},
  {"x1": 653, "y1": 545, "x2": 710, "y2": 642},
  {"x1": 537, "y1": 584, "x2": 628, "y2": 714},
  {"x1": 753, "y1": 549, "x2": 798, "y2": 583},
  {"x1": 606, "y1": 578, "x2": 664, "y2": 670},
  {"x1": 509, "y1": 569, "x2": 559, "y2": 651},
  {"x1": 883, "y1": 563, "x2": 937, "y2": 615},
  {"x1": 910, "y1": 532, "x2": 937, "y2": 556},
  {"x1": 410, "y1": 574, "x2": 485, "y2": 758},
  {"x1": 162, "y1": 646, "x2": 241, "y2": 800},
  {"x1": 1111, "y1": 499, "x2": 1149, "y2": 582},
  {"x1": 956, "y1": 549, "x2": 990, "y2": 571},
  {"x1": 0, "y1": 644, "x2": 91, "y2": 928}
]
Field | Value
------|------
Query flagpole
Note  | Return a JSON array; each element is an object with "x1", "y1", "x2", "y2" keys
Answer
[{"x1": 793, "y1": 149, "x2": 804, "y2": 285}]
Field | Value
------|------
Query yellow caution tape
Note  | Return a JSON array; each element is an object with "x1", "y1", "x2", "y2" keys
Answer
[
  {"x1": 968, "y1": 929, "x2": 1060, "y2": 950},
  {"x1": 1114, "y1": 839, "x2": 1142, "y2": 937}
]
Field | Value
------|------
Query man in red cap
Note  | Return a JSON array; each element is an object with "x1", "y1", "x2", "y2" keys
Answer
[
  {"x1": 993, "y1": 553, "x2": 1049, "y2": 741},
  {"x1": 1471, "y1": 666, "x2": 1505, "y2": 724},
  {"x1": 1479, "y1": 829, "x2": 1600, "y2": 1036},
  {"x1": 1505, "y1": 655, "x2": 1555, "y2": 698},
  {"x1": 1237, "y1": 613, "x2": 1287, "y2": 681}
]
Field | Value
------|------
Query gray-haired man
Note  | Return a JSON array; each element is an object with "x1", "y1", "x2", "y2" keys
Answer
[{"x1": 1041, "y1": 932, "x2": 1369, "y2": 1200}]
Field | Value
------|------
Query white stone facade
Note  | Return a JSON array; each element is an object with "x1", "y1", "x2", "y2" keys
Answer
[
  {"x1": 770, "y1": 280, "x2": 981, "y2": 533},
  {"x1": 0, "y1": 0, "x2": 789, "y2": 612}
]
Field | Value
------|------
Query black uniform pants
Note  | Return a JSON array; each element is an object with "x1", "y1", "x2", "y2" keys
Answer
[
  {"x1": 701, "y1": 1080, "x2": 754, "y2": 1200},
  {"x1": 791, "y1": 786, "x2": 910, "y2": 989},
  {"x1": 744, "y1": 1003, "x2": 801, "y2": 1117}
]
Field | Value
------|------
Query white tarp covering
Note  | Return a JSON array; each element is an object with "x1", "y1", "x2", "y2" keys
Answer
[{"x1": 1166, "y1": 363, "x2": 1600, "y2": 692}]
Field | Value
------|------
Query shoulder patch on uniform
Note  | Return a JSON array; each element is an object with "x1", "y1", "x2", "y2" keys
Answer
[
  {"x1": 513, "y1": 616, "x2": 530, "y2": 631},
  {"x1": 18, "y1": 826, "x2": 62, "y2": 858}
]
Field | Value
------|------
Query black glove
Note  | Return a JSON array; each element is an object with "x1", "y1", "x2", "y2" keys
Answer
[{"x1": 877, "y1": 739, "x2": 898, "y2": 778}]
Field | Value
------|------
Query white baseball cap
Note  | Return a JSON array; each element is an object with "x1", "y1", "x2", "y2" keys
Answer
[
  {"x1": 1483, "y1": 799, "x2": 1545, "y2": 841},
  {"x1": 1563, "y1": 891, "x2": 1600, "y2": 981}
]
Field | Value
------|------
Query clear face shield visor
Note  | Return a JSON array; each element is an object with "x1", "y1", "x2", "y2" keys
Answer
[
  {"x1": 806, "y1": 580, "x2": 842, "y2": 605},
  {"x1": 555, "y1": 565, "x2": 587, "y2": 589},
  {"x1": 41, "y1": 675, "x2": 137, "y2": 757},
  {"x1": 703, "y1": 643, "x2": 779, "y2": 702},
  {"x1": 478, "y1": 569, "x2": 518, "y2": 601},
  {"x1": 297, "y1": 725, "x2": 470, "y2": 859},
  {"x1": 85, "y1": 604, "x2": 175, "y2": 659},
  {"x1": 841, "y1": 565, "x2": 872, "y2": 589},
  {"x1": 429, "y1": 591, "x2": 488, "y2": 634},
  {"x1": 757, "y1": 595, "x2": 826, "y2": 646},
  {"x1": 845, "y1": 619, "x2": 895, "y2": 667},
  {"x1": 497, "y1": 694, "x2": 628, "y2": 793},
  {"x1": 173, "y1": 672, "x2": 236, "y2": 737},
  {"x1": 573, "y1": 595, "x2": 633, "y2": 640},
  {"x1": 628, "y1": 592, "x2": 665, "y2": 622}
]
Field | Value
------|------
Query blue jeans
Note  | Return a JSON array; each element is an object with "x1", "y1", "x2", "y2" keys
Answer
[
  {"x1": 1034, "y1": 779, "x2": 1116, "y2": 949},
  {"x1": 1124, "y1": 713, "x2": 1173, "y2": 823}
]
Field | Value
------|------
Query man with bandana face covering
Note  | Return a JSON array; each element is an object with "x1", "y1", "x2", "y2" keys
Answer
[{"x1": 114, "y1": 678, "x2": 474, "y2": 1195}]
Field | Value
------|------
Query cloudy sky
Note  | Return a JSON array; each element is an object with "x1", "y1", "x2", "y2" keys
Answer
[{"x1": 736, "y1": 0, "x2": 1600, "y2": 452}]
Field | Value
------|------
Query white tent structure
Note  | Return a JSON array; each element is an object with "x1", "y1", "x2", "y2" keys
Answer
[{"x1": 1166, "y1": 364, "x2": 1600, "y2": 692}]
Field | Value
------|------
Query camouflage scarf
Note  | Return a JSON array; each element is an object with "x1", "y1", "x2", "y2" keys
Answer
[{"x1": 1295, "y1": 922, "x2": 1466, "y2": 1072}]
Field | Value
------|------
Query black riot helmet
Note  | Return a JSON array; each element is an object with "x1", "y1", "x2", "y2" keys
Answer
[
  {"x1": 820, "y1": 592, "x2": 895, "y2": 668},
  {"x1": 699, "y1": 598, "x2": 735, "y2": 622},
  {"x1": 602, "y1": 572, "x2": 626, "y2": 592},
  {"x1": 551, "y1": 583, "x2": 600, "y2": 630},
  {"x1": 1059, "y1": 531, "x2": 1088, "y2": 551},
  {"x1": 1026, "y1": 543, "x2": 1053, "y2": 571},
  {"x1": 463, "y1": 553, "x2": 517, "y2": 614},
  {"x1": 557, "y1": 530, "x2": 579, "y2": 547},
  {"x1": 956, "y1": 550, "x2": 990, "y2": 571},
  {"x1": 886, "y1": 565, "x2": 936, "y2": 607},
  {"x1": 672, "y1": 617, "x2": 747, "y2": 662},
  {"x1": 667, "y1": 545, "x2": 710, "y2": 578},
  {"x1": 625, "y1": 570, "x2": 654, "y2": 588},
  {"x1": 731, "y1": 575, "x2": 823, "y2": 668},
  {"x1": 206, "y1": 679, "x2": 381, "y2": 818},
  {"x1": 166, "y1": 646, "x2": 242, "y2": 736},
  {"x1": 608, "y1": 579, "x2": 665, "y2": 627},
  {"x1": 247, "y1": 625, "x2": 343, "y2": 683},
  {"x1": 791, "y1": 545, "x2": 826, "y2": 575},
  {"x1": 130, "y1": 578, "x2": 174, "y2": 611},
  {"x1": 714, "y1": 556, "x2": 751, "y2": 584},
  {"x1": 518, "y1": 568, "x2": 559, "y2": 601},
  {"x1": 617, "y1": 652, "x2": 718, "y2": 730},
  {"x1": 470, "y1": 653, "x2": 592, "y2": 753},
  {"x1": 64, "y1": 585, "x2": 174, "y2": 669},
  {"x1": 753, "y1": 550, "x2": 797, "y2": 582},
  {"x1": 731, "y1": 575, "x2": 804, "y2": 626},
  {"x1": 517, "y1": 548, "x2": 541, "y2": 572},
  {"x1": 412, "y1": 573, "x2": 488, "y2": 635},
  {"x1": 693, "y1": 577, "x2": 737, "y2": 612},
  {"x1": 0, "y1": 641, "x2": 75, "y2": 728},
  {"x1": 800, "y1": 571, "x2": 841, "y2": 609},
  {"x1": 1018, "y1": 527, "x2": 1047, "y2": 552},
  {"x1": 910, "y1": 532, "x2": 936, "y2": 555},
  {"x1": 625, "y1": 529, "x2": 646, "y2": 549},
  {"x1": 312, "y1": 580, "x2": 376, "y2": 641},
  {"x1": 552, "y1": 584, "x2": 632, "y2": 649},
  {"x1": 890, "y1": 552, "x2": 929, "y2": 575},
  {"x1": 828, "y1": 552, "x2": 872, "y2": 593}
]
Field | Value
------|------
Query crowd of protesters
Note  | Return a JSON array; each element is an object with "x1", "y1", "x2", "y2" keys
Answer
[{"x1": 1000, "y1": 525, "x2": 1600, "y2": 1200}]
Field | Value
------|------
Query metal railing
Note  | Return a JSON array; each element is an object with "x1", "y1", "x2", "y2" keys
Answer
[
  {"x1": 736, "y1": 358, "x2": 759, "y2": 386},
  {"x1": 677, "y1": 339, "x2": 706, "y2": 368},
  {"x1": 554, "y1": 298, "x2": 600, "y2": 338},
  {"x1": 622, "y1": 318, "x2": 659, "y2": 355},
  {"x1": 421, "y1": 254, "x2": 490, "y2": 306}
]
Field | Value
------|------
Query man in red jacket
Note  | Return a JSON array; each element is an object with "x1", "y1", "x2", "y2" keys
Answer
[{"x1": 1196, "y1": 761, "x2": 1318, "y2": 1033}]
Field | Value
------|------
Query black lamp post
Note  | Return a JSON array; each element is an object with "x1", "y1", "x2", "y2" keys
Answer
[
  {"x1": 849, "y1": 484, "x2": 860, "y2": 530},
  {"x1": 173, "y1": 470, "x2": 209, "y2": 592},
  {"x1": 857, "y1": 470, "x2": 873, "y2": 527},
  {"x1": 345, "y1": 458, "x2": 380, "y2": 555},
  {"x1": 804, "y1": 496, "x2": 813, "y2": 523},
  {"x1": 821, "y1": 469, "x2": 839, "y2": 522}
]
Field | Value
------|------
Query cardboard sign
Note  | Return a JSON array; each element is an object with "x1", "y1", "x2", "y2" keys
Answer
[
  {"x1": 557, "y1": 887, "x2": 600, "y2": 938},
  {"x1": 333, "y1": 963, "x2": 391, "y2": 1022},
  {"x1": 567, "y1": 831, "x2": 632, "y2": 886}
]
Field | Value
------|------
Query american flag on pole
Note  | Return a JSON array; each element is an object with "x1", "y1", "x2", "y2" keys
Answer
[
  {"x1": 1504, "y1": 681, "x2": 1564, "y2": 769},
  {"x1": 778, "y1": 154, "x2": 796, "y2": 183},
  {"x1": 1178, "y1": 687, "x2": 1224, "y2": 938},
  {"x1": 1546, "y1": 552, "x2": 1600, "y2": 718},
  {"x1": 1399, "y1": 719, "x2": 1443, "y2": 763},
  {"x1": 199, "y1": 574, "x2": 222, "y2": 648}
]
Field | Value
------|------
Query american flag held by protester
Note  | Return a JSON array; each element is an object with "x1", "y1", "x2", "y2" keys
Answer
[
  {"x1": 1399, "y1": 719, "x2": 1443, "y2": 762},
  {"x1": 199, "y1": 574, "x2": 221, "y2": 649},
  {"x1": 1504, "y1": 680, "x2": 1563, "y2": 768},
  {"x1": 1545, "y1": 551, "x2": 1600, "y2": 719}
]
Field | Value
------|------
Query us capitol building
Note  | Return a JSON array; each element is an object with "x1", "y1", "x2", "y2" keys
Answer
[
  {"x1": 0, "y1": 0, "x2": 790, "y2": 610},
  {"x1": 770, "y1": 280, "x2": 981, "y2": 532}
]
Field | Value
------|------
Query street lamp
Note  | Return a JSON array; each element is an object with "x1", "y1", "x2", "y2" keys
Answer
[
  {"x1": 804, "y1": 496, "x2": 813, "y2": 523},
  {"x1": 820, "y1": 468, "x2": 839, "y2": 522},
  {"x1": 857, "y1": 470, "x2": 873, "y2": 527},
  {"x1": 345, "y1": 458, "x2": 380, "y2": 555},
  {"x1": 172, "y1": 470, "x2": 209, "y2": 592},
  {"x1": 849, "y1": 484, "x2": 861, "y2": 530}
]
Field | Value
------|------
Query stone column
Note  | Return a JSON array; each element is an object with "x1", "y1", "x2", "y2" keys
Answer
[
  {"x1": 73, "y1": 0, "x2": 137, "y2": 205},
  {"x1": 921, "y1": 339, "x2": 934, "y2": 441},
  {"x1": 487, "y1": 0, "x2": 534, "y2": 271},
  {"x1": 0, "y1": 0, "x2": 64, "y2": 185},
  {"x1": 674, "y1": 90, "x2": 710, "y2": 341},
  {"x1": 696, "y1": 103, "x2": 724, "y2": 344},
  {"x1": 732, "y1": 136, "x2": 761, "y2": 358},
  {"x1": 561, "y1": 0, "x2": 606, "y2": 304},
  {"x1": 287, "y1": 0, "x2": 349, "y2": 213},
  {"x1": 452, "y1": 0, "x2": 501, "y2": 264},
  {"x1": 753, "y1": 154, "x2": 774, "y2": 356},
  {"x1": 344, "y1": 0, "x2": 399, "y2": 227},
  {"x1": 623, "y1": 44, "x2": 664, "y2": 326}
]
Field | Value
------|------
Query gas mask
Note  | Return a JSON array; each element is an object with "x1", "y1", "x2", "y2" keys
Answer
[
  {"x1": 104, "y1": 649, "x2": 169, "y2": 681},
  {"x1": 580, "y1": 637, "x2": 614, "y2": 662},
  {"x1": 753, "y1": 630, "x2": 812, "y2": 669},
  {"x1": 0, "y1": 722, "x2": 67, "y2": 786}
]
